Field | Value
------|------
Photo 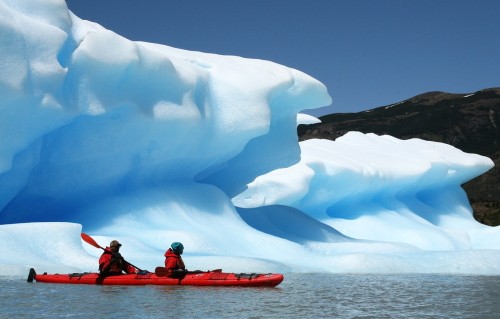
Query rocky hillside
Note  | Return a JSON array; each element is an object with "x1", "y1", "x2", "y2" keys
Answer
[{"x1": 298, "y1": 88, "x2": 500, "y2": 226}]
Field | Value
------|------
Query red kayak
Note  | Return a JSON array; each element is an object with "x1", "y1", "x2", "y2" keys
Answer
[{"x1": 27, "y1": 268, "x2": 284, "y2": 287}]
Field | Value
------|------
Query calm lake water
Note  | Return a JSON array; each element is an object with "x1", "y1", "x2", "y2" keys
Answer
[{"x1": 2, "y1": 273, "x2": 500, "y2": 318}]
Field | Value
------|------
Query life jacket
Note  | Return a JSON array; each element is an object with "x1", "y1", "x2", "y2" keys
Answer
[
  {"x1": 99, "y1": 247, "x2": 136, "y2": 275},
  {"x1": 164, "y1": 248, "x2": 185, "y2": 271}
]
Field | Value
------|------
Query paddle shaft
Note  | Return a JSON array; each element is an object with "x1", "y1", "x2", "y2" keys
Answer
[
  {"x1": 155, "y1": 266, "x2": 221, "y2": 277},
  {"x1": 81, "y1": 232, "x2": 144, "y2": 272}
]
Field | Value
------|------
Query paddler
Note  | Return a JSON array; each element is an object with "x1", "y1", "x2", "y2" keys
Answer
[
  {"x1": 99, "y1": 240, "x2": 137, "y2": 276},
  {"x1": 164, "y1": 242, "x2": 187, "y2": 278}
]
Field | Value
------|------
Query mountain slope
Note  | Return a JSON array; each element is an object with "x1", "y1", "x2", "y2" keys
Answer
[{"x1": 298, "y1": 88, "x2": 500, "y2": 226}]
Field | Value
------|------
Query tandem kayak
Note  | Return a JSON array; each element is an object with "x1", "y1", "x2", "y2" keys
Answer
[{"x1": 27, "y1": 268, "x2": 284, "y2": 287}]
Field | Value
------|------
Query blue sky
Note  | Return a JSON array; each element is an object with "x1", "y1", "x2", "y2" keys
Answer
[{"x1": 66, "y1": 0, "x2": 500, "y2": 116}]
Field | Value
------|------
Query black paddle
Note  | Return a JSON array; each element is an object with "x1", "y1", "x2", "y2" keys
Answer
[
  {"x1": 81, "y1": 232, "x2": 146, "y2": 273},
  {"x1": 155, "y1": 266, "x2": 222, "y2": 277}
]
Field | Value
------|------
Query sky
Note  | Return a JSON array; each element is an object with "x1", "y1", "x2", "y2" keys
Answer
[{"x1": 65, "y1": 0, "x2": 500, "y2": 116}]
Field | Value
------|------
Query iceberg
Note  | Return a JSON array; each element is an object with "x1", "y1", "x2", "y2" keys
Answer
[{"x1": 1, "y1": 0, "x2": 499, "y2": 276}]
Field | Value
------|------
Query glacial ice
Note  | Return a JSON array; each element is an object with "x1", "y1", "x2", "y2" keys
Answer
[{"x1": 0, "y1": 0, "x2": 499, "y2": 276}]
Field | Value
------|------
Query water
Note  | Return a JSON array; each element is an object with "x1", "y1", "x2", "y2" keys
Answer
[{"x1": 2, "y1": 273, "x2": 500, "y2": 318}]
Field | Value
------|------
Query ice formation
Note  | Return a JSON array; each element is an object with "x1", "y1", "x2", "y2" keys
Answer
[{"x1": 0, "y1": 0, "x2": 499, "y2": 276}]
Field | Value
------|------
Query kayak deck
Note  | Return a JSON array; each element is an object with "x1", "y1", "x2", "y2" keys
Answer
[{"x1": 28, "y1": 268, "x2": 284, "y2": 287}]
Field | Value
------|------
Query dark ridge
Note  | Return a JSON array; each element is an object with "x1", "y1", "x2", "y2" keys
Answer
[{"x1": 298, "y1": 87, "x2": 500, "y2": 226}]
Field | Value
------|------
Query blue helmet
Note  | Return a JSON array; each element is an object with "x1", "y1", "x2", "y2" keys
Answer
[{"x1": 171, "y1": 242, "x2": 184, "y2": 254}]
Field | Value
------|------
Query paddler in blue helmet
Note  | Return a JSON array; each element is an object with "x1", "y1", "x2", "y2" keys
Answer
[{"x1": 164, "y1": 242, "x2": 186, "y2": 278}]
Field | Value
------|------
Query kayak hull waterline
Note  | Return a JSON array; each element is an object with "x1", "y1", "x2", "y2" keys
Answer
[{"x1": 28, "y1": 268, "x2": 284, "y2": 287}]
